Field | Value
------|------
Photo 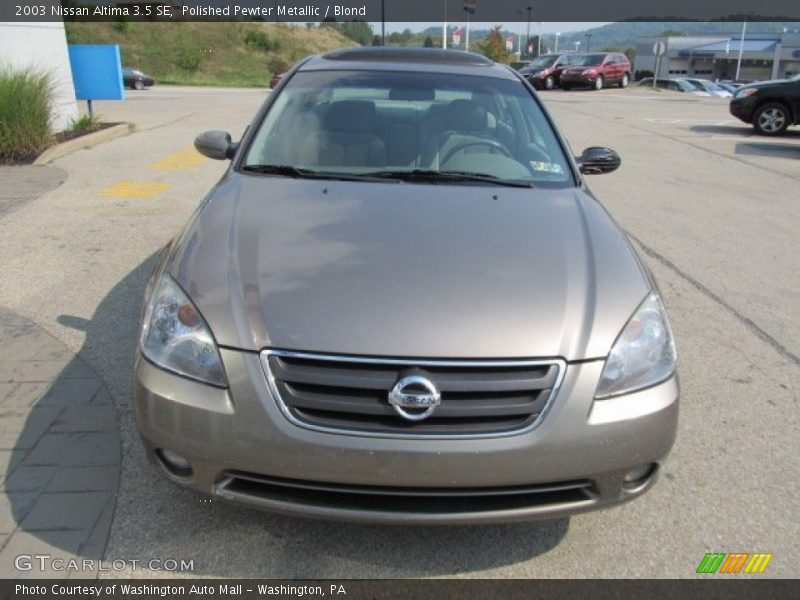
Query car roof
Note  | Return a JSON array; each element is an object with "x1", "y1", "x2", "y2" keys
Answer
[{"x1": 298, "y1": 47, "x2": 518, "y2": 80}]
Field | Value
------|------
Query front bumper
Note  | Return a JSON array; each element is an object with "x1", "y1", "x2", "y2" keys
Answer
[
  {"x1": 525, "y1": 75, "x2": 547, "y2": 89},
  {"x1": 729, "y1": 97, "x2": 756, "y2": 123},
  {"x1": 134, "y1": 349, "x2": 678, "y2": 524},
  {"x1": 561, "y1": 73, "x2": 597, "y2": 86}
]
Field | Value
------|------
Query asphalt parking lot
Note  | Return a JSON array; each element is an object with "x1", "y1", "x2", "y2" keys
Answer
[{"x1": 0, "y1": 84, "x2": 798, "y2": 578}]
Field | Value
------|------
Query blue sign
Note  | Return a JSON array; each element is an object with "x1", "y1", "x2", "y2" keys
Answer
[{"x1": 68, "y1": 45, "x2": 125, "y2": 101}]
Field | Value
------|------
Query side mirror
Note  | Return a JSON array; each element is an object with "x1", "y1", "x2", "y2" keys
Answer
[
  {"x1": 578, "y1": 147, "x2": 621, "y2": 175},
  {"x1": 194, "y1": 130, "x2": 237, "y2": 160}
]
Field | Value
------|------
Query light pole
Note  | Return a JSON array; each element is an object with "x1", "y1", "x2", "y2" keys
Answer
[
  {"x1": 537, "y1": 22, "x2": 543, "y2": 56},
  {"x1": 585, "y1": 33, "x2": 592, "y2": 52},
  {"x1": 554, "y1": 32, "x2": 560, "y2": 53},
  {"x1": 574, "y1": 41, "x2": 580, "y2": 52},
  {"x1": 381, "y1": 0, "x2": 385, "y2": 46},
  {"x1": 463, "y1": 1, "x2": 476, "y2": 52},
  {"x1": 526, "y1": 6, "x2": 532, "y2": 58},
  {"x1": 442, "y1": 0, "x2": 447, "y2": 49},
  {"x1": 735, "y1": 18, "x2": 747, "y2": 81}
]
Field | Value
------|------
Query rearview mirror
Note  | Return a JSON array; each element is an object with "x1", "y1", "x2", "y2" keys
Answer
[
  {"x1": 578, "y1": 147, "x2": 621, "y2": 175},
  {"x1": 194, "y1": 130, "x2": 237, "y2": 160}
]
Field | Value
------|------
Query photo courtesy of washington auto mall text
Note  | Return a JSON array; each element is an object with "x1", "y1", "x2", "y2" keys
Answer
[{"x1": 13, "y1": 583, "x2": 348, "y2": 598}]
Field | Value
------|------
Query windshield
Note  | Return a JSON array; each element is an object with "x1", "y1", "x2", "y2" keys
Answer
[
  {"x1": 243, "y1": 70, "x2": 573, "y2": 187},
  {"x1": 528, "y1": 56, "x2": 557, "y2": 69},
  {"x1": 792, "y1": 74, "x2": 800, "y2": 81},
  {"x1": 570, "y1": 54, "x2": 606, "y2": 67}
]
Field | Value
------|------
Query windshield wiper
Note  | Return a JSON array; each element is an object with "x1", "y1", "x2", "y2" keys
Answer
[
  {"x1": 241, "y1": 164, "x2": 385, "y2": 182},
  {"x1": 363, "y1": 169, "x2": 534, "y2": 188}
]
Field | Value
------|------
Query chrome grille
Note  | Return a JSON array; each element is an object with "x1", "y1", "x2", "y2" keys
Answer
[{"x1": 261, "y1": 350, "x2": 565, "y2": 438}]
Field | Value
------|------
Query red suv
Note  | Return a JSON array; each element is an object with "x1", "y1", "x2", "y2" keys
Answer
[
  {"x1": 518, "y1": 53, "x2": 577, "y2": 90},
  {"x1": 560, "y1": 52, "x2": 632, "y2": 90}
]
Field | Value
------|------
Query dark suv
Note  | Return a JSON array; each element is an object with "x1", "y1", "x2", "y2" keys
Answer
[
  {"x1": 518, "y1": 53, "x2": 577, "y2": 90},
  {"x1": 729, "y1": 74, "x2": 800, "y2": 136},
  {"x1": 560, "y1": 53, "x2": 632, "y2": 90}
]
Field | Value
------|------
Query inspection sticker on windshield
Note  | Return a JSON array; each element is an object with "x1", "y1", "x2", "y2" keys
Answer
[{"x1": 530, "y1": 161, "x2": 563, "y2": 174}]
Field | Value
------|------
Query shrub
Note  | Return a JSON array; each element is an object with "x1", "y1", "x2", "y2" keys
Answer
[
  {"x1": 244, "y1": 30, "x2": 280, "y2": 52},
  {"x1": 175, "y1": 41, "x2": 202, "y2": 72},
  {"x1": 0, "y1": 67, "x2": 53, "y2": 163},
  {"x1": 112, "y1": 20, "x2": 132, "y2": 34},
  {"x1": 266, "y1": 55, "x2": 290, "y2": 75}
]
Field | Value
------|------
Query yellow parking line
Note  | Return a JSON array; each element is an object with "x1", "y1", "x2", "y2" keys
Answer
[
  {"x1": 101, "y1": 181, "x2": 171, "y2": 199},
  {"x1": 149, "y1": 146, "x2": 207, "y2": 171}
]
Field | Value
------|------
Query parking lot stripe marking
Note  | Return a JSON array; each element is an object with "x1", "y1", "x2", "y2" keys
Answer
[
  {"x1": 101, "y1": 181, "x2": 171, "y2": 199},
  {"x1": 149, "y1": 146, "x2": 207, "y2": 171}
]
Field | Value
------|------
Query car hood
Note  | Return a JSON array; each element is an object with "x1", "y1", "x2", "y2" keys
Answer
[
  {"x1": 741, "y1": 78, "x2": 797, "y2": 90},
  {"x1": 167, "y1": 175, "x2": 649, "y2": 360}
]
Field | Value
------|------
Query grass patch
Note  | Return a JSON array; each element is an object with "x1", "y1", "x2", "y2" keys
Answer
[
  {"x1": 0, "y1": 67, "x2": 53, "y2": 164},
  {"x1": 65, "y1": 22, "x2": 356, "y2": 88},
  {"x1": 68, "y1": 113, "x2": 102, "y2": 133}
]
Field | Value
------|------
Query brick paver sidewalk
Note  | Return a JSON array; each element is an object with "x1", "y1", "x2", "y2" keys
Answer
[{"x1": 0, "y1": 309, "x2": 120, "y2": 577}]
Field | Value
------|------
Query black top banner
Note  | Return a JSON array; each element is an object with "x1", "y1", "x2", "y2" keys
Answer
[{"x1": 4, "y1": 0, "x2": 800, "y2": 23}]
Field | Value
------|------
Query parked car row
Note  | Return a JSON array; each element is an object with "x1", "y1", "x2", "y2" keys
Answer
[
  {"x1": 518, "y1": 51, "x2": 631, "y2": 90},
  {"x1": 635, "y1": 77, "x2": 731, "y2": 97}
]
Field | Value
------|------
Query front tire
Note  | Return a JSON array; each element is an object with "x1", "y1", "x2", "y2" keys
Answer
[
  {"x1": 753, "y1": 103, "x2": 789, "y2": 136},
  {"x1": 544, "y1": 76, "x2": 555, "y2": 90},
  {"x1": 620, "y1": 73, "x2": 630, "y2": 88},
  {"x1": 133, "y1": 80, "x2": 144, "y2": 91},
  {"x1": 593, "y1": 76, "x2": 604, "y2": 91}
]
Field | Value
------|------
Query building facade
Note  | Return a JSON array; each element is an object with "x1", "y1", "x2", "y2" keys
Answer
[
  {"x1": 634, "y1": 33, "x2": 800, "y2": 82},
  {"x1": 0, "y1": 21, "x2": 79, "y2": 131}
]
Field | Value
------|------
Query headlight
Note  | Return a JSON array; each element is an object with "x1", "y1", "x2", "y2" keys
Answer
[
  {"x1": 595, "y1": 293, "x2": 676, "y2": 398},
  {"x1": 582, "y1": 69, "x2": 596, "y2": 75},
  {"x1": 140, "y1": 274, "x2": 227, "y2": 387},
  {"x1": 735, "y1": 88, "x2": 757, "y2": 98}
]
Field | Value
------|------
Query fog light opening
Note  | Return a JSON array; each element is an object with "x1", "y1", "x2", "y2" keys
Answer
[
  {"x1": 623, "y1": 463, "x2": 657, "y2": 490},
  {"x1": 156, "y1": 448, "x2": 193, "y2": 477}
]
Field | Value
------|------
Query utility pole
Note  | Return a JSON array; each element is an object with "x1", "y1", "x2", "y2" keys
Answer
[
  {"x1": 381, "y1": 0, "x2": 385, "y2": 46},
  {"x1": 555, "y1": 32, "x2": 560, "y2": 53}
]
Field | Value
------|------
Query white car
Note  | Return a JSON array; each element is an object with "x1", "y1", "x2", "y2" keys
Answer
[{"x1": 683, "y1": 78, "x2": 733, "y2": 98}]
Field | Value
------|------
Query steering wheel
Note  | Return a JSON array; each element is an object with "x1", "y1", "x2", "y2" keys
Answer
[{"x1": 441, "y1": 139, "x2": 512, "y2": 165}]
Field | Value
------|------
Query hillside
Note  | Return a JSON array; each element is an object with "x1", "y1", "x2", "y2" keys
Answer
[
  {"x1": 64, "y1": 21, "x2": 356, "y2": 87},
  {"x1": 555, "y1": 20, "x2": 800, "y2": 52},
  {"x1": 405, "y1": 20, "x2": 799, "y2": 54}
]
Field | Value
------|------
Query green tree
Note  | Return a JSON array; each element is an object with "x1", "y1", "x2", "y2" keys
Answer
[
  {"x1": 340, "y1": 21, "x2": 374, "y2": 46},
  {"x1": 477, "y1": 26, "x2": 511, "y2": 63},
  {"x1": 660, "y1": 28, "x2": 685, "y2": 37},
  {"x1": 423, "y1": 35, "x2": 434, "y2": 48}
]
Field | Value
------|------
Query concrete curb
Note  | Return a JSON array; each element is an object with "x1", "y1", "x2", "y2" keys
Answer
[{"x1": 33, "y1": 123, "x2": 136, "y2": 166}]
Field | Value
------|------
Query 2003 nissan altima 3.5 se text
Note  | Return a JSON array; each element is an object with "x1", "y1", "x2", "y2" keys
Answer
[{"x1": 134, "y1": 48, "x2": 678, "y2": 524}]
